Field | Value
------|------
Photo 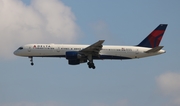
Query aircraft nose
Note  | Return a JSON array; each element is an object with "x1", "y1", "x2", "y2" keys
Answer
[{"x1": 13, "y1": 50, "x2": 18, "y2": 55}]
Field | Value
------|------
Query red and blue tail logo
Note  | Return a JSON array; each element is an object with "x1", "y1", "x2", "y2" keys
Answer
[{"x1": 137, "y1": 24, "x2": 167, "y2": 48}]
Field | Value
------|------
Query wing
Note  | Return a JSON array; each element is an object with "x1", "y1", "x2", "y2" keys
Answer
[{"x1": 79, "y1": 40, "x2": 105, "y2": 56}]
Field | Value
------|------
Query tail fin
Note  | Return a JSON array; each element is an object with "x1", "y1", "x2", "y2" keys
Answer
[{"x1": 137, "y1": 24, "x2": 168, "y2": 48}]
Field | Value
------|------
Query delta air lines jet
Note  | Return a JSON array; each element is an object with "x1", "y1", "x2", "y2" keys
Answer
[{"x1": 14, "y1": 24, "x2": 167, "y2": 69}]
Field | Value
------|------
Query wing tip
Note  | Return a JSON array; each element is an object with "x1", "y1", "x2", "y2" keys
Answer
[{"x1": 99, "y1": 40, "x2": 105, "y2": 42}]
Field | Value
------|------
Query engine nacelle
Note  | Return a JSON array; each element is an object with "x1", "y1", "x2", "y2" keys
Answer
[
  {"x1": 66, "y1": 51, "x2": 86, "y2": 65},
  {"x1": 68, "y1": 59, "x2": 80, "y2": 65},
  {"x1": 66, "y1": 51, "x2": 82, "y2": 59}
]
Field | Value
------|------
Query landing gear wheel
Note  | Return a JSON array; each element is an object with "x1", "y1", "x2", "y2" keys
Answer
[
  {"x1": 88, "y1": 65, "x2": 91, "y2": 68},
  {"x1": 92, "y1": 65, "x2": 96, "y2": 69},
  {"x1": 29, "y1": 56, "x2": 34, "y2": 66},
  {"x1": 87, "y1": 55, "x2": 96, "y2": 69},
  {"x1": 87, "y1": 62, "x2": 96, "y2": 69},
  {"x1": 87, "y1": 62, "x2": 91, "y2": 68}
]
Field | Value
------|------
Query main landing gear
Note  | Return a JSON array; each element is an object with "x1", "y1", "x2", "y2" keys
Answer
[
  {"x1": 29, "y1": 56, "x2": 34, "y2": 66},
  {"x1": 87, "y1": 55, "x2": 96, "y2": 69},
  {"x1": 87, "y1": 62, "x2": 95, "y2": 69}
]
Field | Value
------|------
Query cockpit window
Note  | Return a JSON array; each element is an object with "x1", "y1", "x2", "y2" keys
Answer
[{"x1": 18, "y1": 47, "x2": 23, "y2": 50}]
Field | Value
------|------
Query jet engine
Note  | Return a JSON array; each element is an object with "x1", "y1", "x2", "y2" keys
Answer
[{"x1": 66, "y1": 51, "x2": 86, "y2": 65}]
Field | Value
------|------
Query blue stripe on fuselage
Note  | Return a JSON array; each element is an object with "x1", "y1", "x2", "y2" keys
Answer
[
  {"x1": 32, "y1": 55, "x2": 132, "y2": 60},
  {"x1": 93, "y1": 55, "x2": 131, "y2": 59}
]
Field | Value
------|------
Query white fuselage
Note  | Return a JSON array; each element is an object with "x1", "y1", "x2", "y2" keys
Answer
[
  {"x1": 14, "y1": 44, "x2": 165, "y2": 59},
  {"x1": 13, "y1": 24, "x2": 167, "y2": 69}
]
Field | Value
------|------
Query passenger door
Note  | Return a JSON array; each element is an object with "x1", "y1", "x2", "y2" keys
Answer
[
  {"x1": 57, "y1": 46, "x2": 61, "y2": 53},
  {"x1": 28, "y1": 46, "x2": 31, "y2": 52}
]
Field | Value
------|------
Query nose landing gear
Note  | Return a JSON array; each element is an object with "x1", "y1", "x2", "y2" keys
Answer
[{"x1": 29, "y1": 56, "x2": 34, "y2": 66}]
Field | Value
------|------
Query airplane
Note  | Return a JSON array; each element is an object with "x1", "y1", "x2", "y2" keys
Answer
[{"x1": 14, "y1": 24, "x2": 167, "y2": 69}]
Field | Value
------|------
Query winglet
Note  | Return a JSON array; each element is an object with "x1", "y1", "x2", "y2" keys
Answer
[
  {"x1": 137, "y1": 24, "x2": 168, "y2": 48},
  {"x1": 145, "y1": 46, "x2": 164, "y2": 53}
]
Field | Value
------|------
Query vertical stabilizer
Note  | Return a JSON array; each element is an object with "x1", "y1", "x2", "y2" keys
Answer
[{"x1": 137, "y1": 24, "x2": 167, "y2": 48}]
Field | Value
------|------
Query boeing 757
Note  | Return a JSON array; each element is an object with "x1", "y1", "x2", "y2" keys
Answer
[{"x1": 14, "y1": 24, "x2": 167, "y2": 69}]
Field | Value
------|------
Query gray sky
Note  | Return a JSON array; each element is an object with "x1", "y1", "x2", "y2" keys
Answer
[{"x1": 0, "y1": 0, "x2": 180, "y2": 106}]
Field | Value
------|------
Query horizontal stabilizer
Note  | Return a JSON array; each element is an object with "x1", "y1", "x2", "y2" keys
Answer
[{"x1": 145, "y1": 46, "x2": 164, "y2": 53}]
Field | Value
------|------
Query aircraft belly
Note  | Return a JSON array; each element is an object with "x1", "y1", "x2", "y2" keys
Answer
[{"x1": 26, "y1": 49, "x2": 63, "y2": 57}]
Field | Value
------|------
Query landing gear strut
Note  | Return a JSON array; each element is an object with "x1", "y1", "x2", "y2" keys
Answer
[
  {"x1": 87, "y1": 55, "x2": 96, "y2": 69},
  {"x1": 29, "y1": 56, "x2": 34, "y2": 66}
]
